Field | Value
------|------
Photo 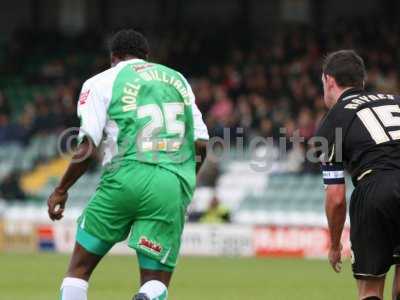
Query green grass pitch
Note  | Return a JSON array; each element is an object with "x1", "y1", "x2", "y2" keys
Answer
[{"x1": 0, "y1": 253, "x2": 395, "y2": 299}]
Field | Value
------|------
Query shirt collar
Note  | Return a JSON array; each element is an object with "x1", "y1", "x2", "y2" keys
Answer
[
  {"x1": 338, "y1": 87, "x2": 364, "y2": 102},
  {"x1": 116, "y1": 58, "x2": 144, "y2": 67}
]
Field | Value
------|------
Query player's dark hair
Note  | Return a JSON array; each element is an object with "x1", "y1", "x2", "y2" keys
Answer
[
  {"x1": 322, "y1": 50, "x2": 366, "y2": 89},
  {"x1": 109, "y1": 29, "x2": 149, "y2": 60}
]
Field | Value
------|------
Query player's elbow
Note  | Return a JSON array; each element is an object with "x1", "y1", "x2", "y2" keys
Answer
[
  {"x1": 329, "y1": 196, "x2": 346, "y2": 210},
  {"x1": 73, "y1": 137, "x2": 97, "y2": 162},
  {"x1": 195, "y1": 139, "x2": 208, "y2": 173},
  {"x1": 195, "y1": 140, "x2": 208, "y2": 161},
  {"x1": 195, "y1": 139, "x2": 208, "y2": 151}
]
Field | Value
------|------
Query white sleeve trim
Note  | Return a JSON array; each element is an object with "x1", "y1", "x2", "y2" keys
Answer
[
  {"x1": 77, "y1": 80, "x2": 107, "y2": 146},
  {"x1": 76, "y1": 67, "x2": 118, "y2": 147},
  {"x1": 178, "y1": 73, "x2": 209, "y2": 141},
  {"x1": 322, "y1": 170, "x2": 344, "y2": 179}
]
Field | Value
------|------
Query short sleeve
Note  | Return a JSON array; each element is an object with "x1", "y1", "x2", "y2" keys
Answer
[
  {"x1": 77, "y1": 80, "x2": 107, "y2": 146},
  {"x1": 317, "y1": 132, "x2": 345, "y2": 185},
  {"x1": 178, "y1": 73, "x2": 209, "y2": 141},
  {"x1": 188, "y1": 85, "x2": 209, "y2": 141},
  {"x1": 315, "y1": 108, "x2": 347, "y2": 185}
]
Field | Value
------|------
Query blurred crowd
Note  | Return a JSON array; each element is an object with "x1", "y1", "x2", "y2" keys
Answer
[
  {"x1": 0, "y1": 87, "x2": 79, "y2": 145},
  {"x1": 0, "y1": 18, "x2": 399, "y2": 172}
]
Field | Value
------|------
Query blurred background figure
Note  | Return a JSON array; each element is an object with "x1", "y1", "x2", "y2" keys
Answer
[
  {"x1": 200, "y1": 195, "x2": 231, "y2": 224},
  {"x1": 0, "y1": 171, "x2": 26, "y2": 201}
]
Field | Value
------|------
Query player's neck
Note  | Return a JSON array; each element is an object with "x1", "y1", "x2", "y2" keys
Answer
[
  {"x1": 122, "y1": 55, "x2": 139, "y2": 61},
  {"x1": 334, "y1": 87, "x2": 354, "y2": 103},
  {"x1": 111, "y1": 55, "x2": 141, "y2": 67}
]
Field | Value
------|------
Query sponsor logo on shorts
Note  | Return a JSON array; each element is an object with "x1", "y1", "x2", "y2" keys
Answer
[{"x1": 139, "y1": 236, "x2": 162, "y2": 254}]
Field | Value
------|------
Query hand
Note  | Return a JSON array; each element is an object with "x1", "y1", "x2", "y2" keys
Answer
[
  {"x1": 328, "y1": 243, "x2": 343, "y2": 273},
  {"x1": 47, "y1": 188, "x2": 68, "y2": 221}
]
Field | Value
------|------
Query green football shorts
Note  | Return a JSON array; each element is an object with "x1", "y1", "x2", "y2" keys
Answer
[{"x1": 76, "y1": 160, "x2": 191, "y2": 269}]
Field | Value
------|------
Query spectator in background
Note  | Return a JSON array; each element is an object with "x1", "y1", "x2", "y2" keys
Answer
[
  {"x1": 193, "y1": 78, "x2": 214, "y2": 114},
  {"x1": 31, "y1": 95, "x2": 56, "y2": 135},
  {"x1": 200, "y1": 196, "x2": 230, "y2": 224},
  {"x1": 297, "y1": 108, "x2": 315, "y2": 142},
  {"x1": 0, "y1": 114, "x2": 10, "y2": 144},
  {"x1": 0, "y1": 91, "x2": 11, "y2": 116},
  {"x1": 0, "y1": 171, "x2": 26, "y2": 201},
  {"x1": 6, "y1": 114, "x2": 31, "y2": 145},
  {"x1": 259, "y1": 118, "x2": 277, "y2": 145}
]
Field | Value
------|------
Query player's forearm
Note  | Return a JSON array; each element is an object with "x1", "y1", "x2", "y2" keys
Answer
[
  {"x1": 325, "y1": 190, "x2": 346, "y2": 249},
  {"x1": 55, "y1": 138, "x2": 96, "y2": 194}
]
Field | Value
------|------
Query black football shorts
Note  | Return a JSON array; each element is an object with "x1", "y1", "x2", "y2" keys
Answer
[{"x1": 350, "y1": 170, "x2": 400, "y2": 279}]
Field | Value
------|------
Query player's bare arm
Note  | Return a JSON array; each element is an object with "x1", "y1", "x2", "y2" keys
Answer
[
  {"x1": 325, "y1": 183, "x2": 346, "y2": 273},
  {"x1": 47, "y1": 137, "x2": 96, "y2": 221},
  {"x1": 195, "y1": 139, "x2": 208, "y2": 174}
]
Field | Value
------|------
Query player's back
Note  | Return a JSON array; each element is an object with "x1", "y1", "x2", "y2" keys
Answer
[
  {"x1": 317, "y1": 88, "x2": 400, "y2": 184},
  {"x1": 344, "y1": 91, "x2": 400, "y2": 180},
  {"x1": 78, "y1": 58, "x2": 203, "y2": 192},
  {"x1": 107, "y1": 60, "x2": 195, "y2": 164}
]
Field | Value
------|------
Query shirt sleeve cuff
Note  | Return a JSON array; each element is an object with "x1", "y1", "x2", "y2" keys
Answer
[
  {"x1": 194, "y1": 128, "x2": 209, "y2": 141},
  {"x1": 78, "y1": 127, "x2": 102, "y2": 147}
]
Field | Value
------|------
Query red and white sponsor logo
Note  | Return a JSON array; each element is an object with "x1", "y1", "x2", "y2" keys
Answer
[
  {"x1": 139, "y1": 236, "x2": 162, "y2": 254},
  {"x1": 79, "y1": 90, "x2": 90, "y2": 105},
  {"x1": 254, "y1": 226, "x2": 351, "y2": 258},
  {"x1": 132, "y1": 63, "x2": 153, "y2": 72}
]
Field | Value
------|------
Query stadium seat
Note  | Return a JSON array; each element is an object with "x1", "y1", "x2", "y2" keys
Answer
[{"x1": 233, "y1": 172, "x2": 353, "y2": 224}]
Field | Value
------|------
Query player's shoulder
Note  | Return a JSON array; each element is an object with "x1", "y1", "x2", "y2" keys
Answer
[
  {"x1": 359, "y1": 90, "x2": 399, "y2": 101},
  {"x1": 153, "y1": 63, "x2": 176, "y2": 74},
  {"x1": 362, "y1": 90, "x2": 398, "y2": 97},
  {"x1": 83, "y1": 64, "x2": 123, "y2": 89},
  {"x1": 340, "y1": 90, "x2": 399, "y2": 111},
  {"x1": 153, "y1": 62, "x2": 189, "y2": 82}
]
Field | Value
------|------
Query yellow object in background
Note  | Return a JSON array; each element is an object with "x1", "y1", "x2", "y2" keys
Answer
[
  {"x1": 20, "y1": 157, "x2": 70, "y2": 194},
  {"x1": 200, "y1": 196, "x2": 231, "y2": 224}
]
